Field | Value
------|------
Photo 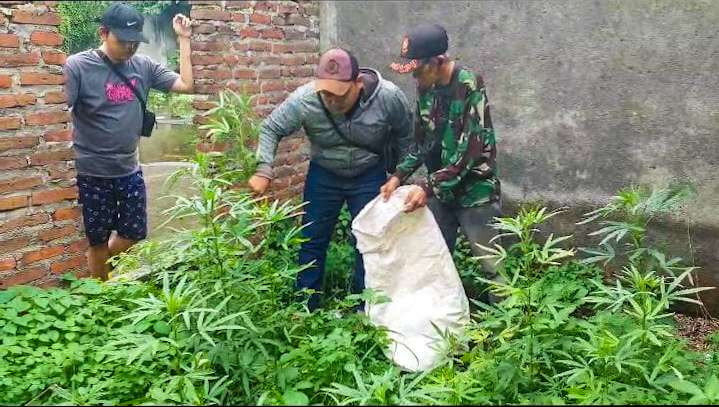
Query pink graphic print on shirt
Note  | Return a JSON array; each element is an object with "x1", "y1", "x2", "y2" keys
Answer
[{"x1": 105, "y1": 78, "x2": 138, "y2": 104}]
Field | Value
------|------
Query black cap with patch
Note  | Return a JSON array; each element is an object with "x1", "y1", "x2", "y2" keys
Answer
[
  {"x1": 100, "y1": 2, "x2": 148, "y2": 43},
  {"x1": 390, "y1": 24, "x2": 448, "y2": 74}
]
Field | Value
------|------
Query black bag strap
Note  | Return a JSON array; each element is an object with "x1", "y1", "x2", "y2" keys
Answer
[
  {"x1": 95, "y1": 49, "x2": 147, "y2": 111},
  {"x1": 317, "y1": 92, "x2": 382, "y2": 156}
]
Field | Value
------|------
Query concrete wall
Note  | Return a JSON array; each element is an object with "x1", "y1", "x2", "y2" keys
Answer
[{"x1": 321, "y1": 0, "x2": 719, "y2": 313}]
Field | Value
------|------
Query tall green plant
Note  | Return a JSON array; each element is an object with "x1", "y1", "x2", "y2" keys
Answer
[
  {"x1": 431, "y1": 193, "x2": 717, "y2": 405},
  {"x1": 108, "y1": 150, "x2": 392, "y2": 405},
  {"x1": 577, "y1": 183, "x2": 696, "y2": 273},
  {"x1": 198, "y1": 90, "x2": 260, "y2": 184},
  {"x1": 473, "y1": 207, "x2": 578, "y2": 389}
]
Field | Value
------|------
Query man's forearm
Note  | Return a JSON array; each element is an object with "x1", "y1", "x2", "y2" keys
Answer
[
  {"x1": 254, "y1": 127, "x2": 279, "y2": 179},
  {"x1": 393, "y1": 153, "x2": 423, "y2": 182},
  {"x1": 177, "y1": 36, "x2": 193, "y2": 92}
]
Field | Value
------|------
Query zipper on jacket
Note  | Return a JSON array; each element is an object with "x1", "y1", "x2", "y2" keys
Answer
[{"x1": 347, "y1": 119, "x2": 353, "y2": 171}]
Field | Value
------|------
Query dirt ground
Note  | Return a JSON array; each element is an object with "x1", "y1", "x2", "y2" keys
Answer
[{"x1": 675, "y1": 314, "x2": 719, "y2": 351}]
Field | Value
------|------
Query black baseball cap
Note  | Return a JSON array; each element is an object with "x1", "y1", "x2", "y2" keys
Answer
[
  {"x1": 390, "y1": 24, "x2": 449, "y2": 74},
  {"x1": 99, "y1": 2, "x2": 148, "y2": 43}
]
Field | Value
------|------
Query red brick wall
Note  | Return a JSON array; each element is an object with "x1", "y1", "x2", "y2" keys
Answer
[
  {"x1": 0, "y1": 0, "x2": 86, "y2": 288},
  {"x1": 189, "y1": 0, "x2": 318, "y2": 201}
]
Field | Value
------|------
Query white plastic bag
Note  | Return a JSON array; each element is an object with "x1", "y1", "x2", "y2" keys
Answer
[{"x1": 352, "y1": 186, "x2": 470, "y2": 372}]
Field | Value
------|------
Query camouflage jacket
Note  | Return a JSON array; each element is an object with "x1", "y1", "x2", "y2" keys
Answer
[{"x1": 393, "y1": 66, "x2": 500, "y2": 208}]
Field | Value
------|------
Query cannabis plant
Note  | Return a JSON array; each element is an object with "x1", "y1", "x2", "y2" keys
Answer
[{"x1": 198, "y1": 90, "x2": 260, "y2": 184}]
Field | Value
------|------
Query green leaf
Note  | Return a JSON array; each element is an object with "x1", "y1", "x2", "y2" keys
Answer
[
  {"x1": 48, "y1": 330, "x2": 60, "y2": 342},
  {"x1": 14, "y1": 315, "x2": 31, "y2": 327},
  {"x1": 9, "y1": 297, "x2": 31, "y2": 313},
  {"x1": 53, "y1": 320, "x2": 67, "y2": 330},
  {"x1": 73, "y1": 280, "x2": 103, "y2": 295},
  {"x1": 135, "y1": 320, "x2": 152, "y2": 333},
  {"x1": 705, "y1": 375, "x2": 719, "y2": 401},
  {"x1": 32, "y1": 295, "x2": 50, "y2": 309},
  {"x1": 153, "y1": 320, "x2": 172, "y2": 335},
  {"x1": 0, "y1": 290, "x2": 16, "y2": 305},
  {"x1": 282, "y1": 390, "x2": 309, "y2": 406},
  {"x1": 49, "y1": 302, "x2": 66, "y2": 315},
  {"x1": 689, "y1": 394, "x2": 709, "y2": 404},
  {"x1": 670, "y1": 379, "x2": 705, "y2": 397},
  {"x1": 294, "y1": 381, "x2": 314, "y2": 390},
  {"x1": 183, "y1": 377, "x2": 199, "y2": 403},
  {"x1": 58, "y1": 295, "x2": 75, "y2": 308},
  {"x1": 61, "y1": 272, "x2": 78, "y2": 282},
  {"x1": 3, "y1": 323, "x2": 17, "y2": 335}
]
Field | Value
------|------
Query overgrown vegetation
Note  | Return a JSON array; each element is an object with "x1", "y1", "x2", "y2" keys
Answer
[
  {"x1": 196, "y1": 90, "x2": 261, "y2": 184},
  {"x1": 148, "y1": 90, "x2": 195, "y2": 119},
  {"x1": 2, "y1": 176, "x2": 717, "y2": 404},
  {"x1": 147, "y1": 50, "x2": 196, "y2": 119},
  {"x1": 1, "y1": 84, "x2": 717, "y2": 404},
  {"x1": 58, "y1": 1, "x2": 176, "y2": 55},
  {"x1": 1, "y1": 152, "x2": 391, "y2": 405}
]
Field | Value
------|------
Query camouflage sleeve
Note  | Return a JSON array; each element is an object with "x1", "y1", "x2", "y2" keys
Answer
[
  {"x1": 393, "y1": 104, "x2": 426, "y2": 182},
  {"x1": 385, "y1": 86, "x2": 415, "y2": 177},
  {"x1": 424, "y1": 78, "x2": 496, "y2": 201}
]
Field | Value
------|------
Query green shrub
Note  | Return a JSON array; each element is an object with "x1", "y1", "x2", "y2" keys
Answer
[
  {"x1": 58, "y1": 1, "x2": 174, "y2": 55},
  {"x1": 2, "y1": 153, "x2": 717, "y2": 406},
  {"x1": 197, "y1": 90, "x2": 261, "y2": 185},
  {"x1": 0, "y1": 277, "x2": 156, "y2": 404},
  {"x1": 148, "y1": 89, "x2": 194, "y2": 119}
]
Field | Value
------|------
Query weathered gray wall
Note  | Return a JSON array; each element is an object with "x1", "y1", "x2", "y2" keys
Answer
[{"x1": 321, "y1": 0, "x2": 719, "y2": 313}]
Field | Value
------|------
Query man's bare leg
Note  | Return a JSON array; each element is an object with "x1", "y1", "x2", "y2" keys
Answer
[
  {"x1": 87, "y1": 243, "x2": 111, "y2": 281},
  {"x1": 86, "y1": 234, "x2": 138, "y2": 281},
  {"x1": 109, "y1": 233, "x2": 137, "y2": 256}
]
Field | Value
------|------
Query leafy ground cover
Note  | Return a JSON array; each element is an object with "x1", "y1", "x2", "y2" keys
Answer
[{"x1": 3, "y1": 90, "x2": 718, "y2": 405}]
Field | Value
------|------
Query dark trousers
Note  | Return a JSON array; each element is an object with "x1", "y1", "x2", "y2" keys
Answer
[
  {"x1": 297, "y1": 162, "x2": 386, "y2": 310},
  {"x1": 428, "y1": 197, "x2": 503, "y2": 303}
]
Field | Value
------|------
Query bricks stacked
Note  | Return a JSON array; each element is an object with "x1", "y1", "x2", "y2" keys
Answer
[
  {"x1": 189, "y1": 0, "x2": 319, "y2": 201},
  {"x1": 0, "y1": 1, "x2": 87, "y2": 288}
]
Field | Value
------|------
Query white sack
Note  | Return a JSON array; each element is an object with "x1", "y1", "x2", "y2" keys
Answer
[{"x1": 352, "y1": 186, "x2": 470, "y2": 372}]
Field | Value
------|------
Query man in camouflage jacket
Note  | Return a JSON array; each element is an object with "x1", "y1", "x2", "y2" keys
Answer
[{"x1": 381, "y1": 24, "x2": 502, "y2": 302}]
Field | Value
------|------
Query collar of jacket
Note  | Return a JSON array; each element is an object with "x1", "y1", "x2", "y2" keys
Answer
[{"x1": 357, "y1": 67, "x2": 383, "y2": 108}]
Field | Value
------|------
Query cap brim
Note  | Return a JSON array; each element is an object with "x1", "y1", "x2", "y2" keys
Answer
[
  {"x1": 110, "y1": 27, "x2": 148, "y2": 43},
  {"x1": 314, "y1": 79, "x2": 352, "y2": 96},
  {"x1": 389, "y1": 59, "x2": 420, "y2": 74}
]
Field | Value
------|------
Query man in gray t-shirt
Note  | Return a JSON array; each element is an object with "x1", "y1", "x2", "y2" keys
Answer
[
  {"x1": 63, "y1": 2, "x2": 195, "y2": 280},
  {"x1": 65, "y1": 50, "x2": 179, "y2": 177}
]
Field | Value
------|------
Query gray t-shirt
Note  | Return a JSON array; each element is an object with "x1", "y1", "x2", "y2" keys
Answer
[{"x1": 64, "y1": 50, "x2": 179, "y2": 177}]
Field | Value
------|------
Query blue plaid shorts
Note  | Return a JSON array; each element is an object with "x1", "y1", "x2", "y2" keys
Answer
[{"x1": 77, "y1": 170, "x2": 147, "y2": 246}]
